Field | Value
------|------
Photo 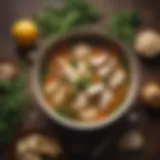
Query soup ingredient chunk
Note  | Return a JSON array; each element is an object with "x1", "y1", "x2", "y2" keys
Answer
[
  {"x1": 73, "y1": 93, "x2": 88, "y2": 110},
  {"x1": 90, "y1": 54, "x2": 108, "y2": 67},
  {"x1": 72, "y1": 44, "x2": 91, "y2": 59},
  {"x1": 74, "y1": 76, "x2": 90, "y2": 91},
  {"x1": 98, "y1": 57, "x2": 117, "y2": 78},
  {"x1": 87, "y1": 83, "x2": 104, "y2": 96},
  {"x1": 79, "y1": 108, "x2": 98, "y2": 121},
  {"x1": 100, "y1": 90, "x2": 114, "y2": 110},
  {"x1": 109, "y1": 69, "x2": 126, "y2": 88},
  {"x1": 44, "y1": 80, "x2": 59, "y2": 94},
  {"x1": 52, "y1": 86, "x2": 69, "y2": 106}
]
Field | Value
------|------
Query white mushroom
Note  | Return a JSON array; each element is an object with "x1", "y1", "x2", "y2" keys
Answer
[
  {"x1": 98, "y1": 65, "x2": 111, "y2": 77},
  {"x1": 16, "y1": 134, "x2": 62, "y2": 160},
  {"x1": 119, "y1": 130, "x2": 145, "y2": 151},
  {"x1": 72, "y1": 44, "x2": 91, "y2": 59},
  {"x1": 79, "y1": 108, "x2": 97, "y2": 120},
  {"x1": 90, "y1": 54, "x2": 108, "y2": 67},
  {"x1": 109, "y1": 69, "x2": 126, "y2": 88},
  {"x1": 73, "y1": 93, "x2": 88, "y2": 110},
  {"x1": 97, "y1": 57, "x2": 117, "y2": 77},
  {"x1": 135, "y1": 30, "x2": 160, "y2": 57},
  {"x1": 100, "y1": 90, "x2": 113, "y2": 110},
  {"x1": 86, "y1": 83, "x2": 104, "y2": 96}
]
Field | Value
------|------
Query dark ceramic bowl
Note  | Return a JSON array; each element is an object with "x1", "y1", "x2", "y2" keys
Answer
[{"x1": 27, "y1": 28, "x2": 140, "y2": 131}]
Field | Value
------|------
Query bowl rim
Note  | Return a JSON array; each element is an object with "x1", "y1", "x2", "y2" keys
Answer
[{"x1": 28, "y1": 28, "x2": 140, "y2": 131}]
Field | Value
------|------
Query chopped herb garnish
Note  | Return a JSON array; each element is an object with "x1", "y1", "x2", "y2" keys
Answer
[
  {"x1": 56, "y1": 107, "x2": 77, "y2": 119},
  {"x1": 101, "y1": 77, "x2": 109, "y2": 86},
  {"x1": 75, "y1": 76, "x2": 90, "y2": 91},
  {"x1": 71, "y1": 59, "x2": 78, "y2": 68}
]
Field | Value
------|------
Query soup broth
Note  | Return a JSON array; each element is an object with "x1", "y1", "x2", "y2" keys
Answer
[{"x1": 42, "y1": 43, "x2": 129, "y2": 122}]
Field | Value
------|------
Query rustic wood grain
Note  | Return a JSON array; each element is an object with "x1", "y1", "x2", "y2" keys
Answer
[{"x1": 0, "y1": 0, "x2": 160, "y2": 160}]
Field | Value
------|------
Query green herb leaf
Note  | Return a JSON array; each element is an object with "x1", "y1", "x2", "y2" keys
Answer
[
  {"x1": 107, "y1": 10, "x2": 139, "y2": 46},
  {"x1": 56, "y1": 107, "x2": 77, "y2": 119},
  {"x1": 0, "y1": 71, "x2": 27, "y2": 145},
  {"x1": 75, "y1": 76, "x2": 90, "y2": 91},
  {"x1": 34, "y1": 0, "x2": 99, "y2": 38}
]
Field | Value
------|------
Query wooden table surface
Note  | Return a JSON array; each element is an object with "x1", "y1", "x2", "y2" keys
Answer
[{"x1": 0, "y1": 0, "x2": 160, "y2": 160}]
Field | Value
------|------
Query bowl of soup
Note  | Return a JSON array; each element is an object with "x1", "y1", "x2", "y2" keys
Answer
[{"x1": 28, "y1": 29, "x2": 139, "y2": 131}]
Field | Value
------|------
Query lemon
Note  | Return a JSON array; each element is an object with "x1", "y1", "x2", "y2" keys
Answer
[{"x1": 11, "y1": 19, "x2": 39, "y2": 47}]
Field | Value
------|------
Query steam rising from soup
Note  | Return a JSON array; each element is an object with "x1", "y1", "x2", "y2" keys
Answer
[{"x1": 41, "y1": 43, "x2": 129, "y2": 122}]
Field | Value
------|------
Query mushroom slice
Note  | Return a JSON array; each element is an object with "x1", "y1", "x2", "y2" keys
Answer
[
  {"x1": 72, "y1": 44, "x2": 91, "y2": 59},
  {"x1": 98, "y1": 64, "x2": 111, "y2": 78},
  {"x1": 109, "y1": 69, "x2": 126, "y2": 88},
  {"x1": 100, "y1": 90, "x2": 113, "y2": 110},
  {"x1": 79, "y1": 108, "x2": 97, "y2": 121},
  {"x1": 90, "y1": 54, "x2": 108, "y2": 68},
  {"x1": 97, "y1": 57, "x2": 117, "y2": 77},
  {"x1": 86, "y1": 83, "x2": 104, "y2": 96},
  {"x1": 73, "y1": 93, "x2": 88, "y2": 110}
]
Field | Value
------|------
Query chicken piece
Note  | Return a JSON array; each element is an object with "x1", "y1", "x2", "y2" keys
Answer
[
  {"x1": 100, "y1": 90, "x2": 113, "y2": 110},
  {"x1": 86, "y1": 83, "x2": 104, "y2": 96},
  {"x1": 98, "y1": 57, "x2": 117, "y2": 77},
  {"x1": 90, "y1": 54, "x2": 108, "y2": 68},
  {"x1": 109, "y1": 69, "x2": 126, "y2": 88},
  {"x1": 79, "y1": 108, "x2": 98, "y2": 121},
  {"x1": 53, "y1": 86, "x2": 69, "y2": 106},
  {"x1": 98, "y1": 65, "x2": 111, "y2": 77},
  {"x1": 72, "y1": 44, "x2": 91, "y2": 59},
  {"x1": 77, "y1": 61, "x2": 89, "y2": 75},
  {"x1": 73, "y1": 93, "x2": 88, "y2": 110},
  {"x1": 44, "y1": 81, "x2": 59, "y2": 94},
  {"x1": 58, "y1": 58, "x2": 79, "y2": 82}
]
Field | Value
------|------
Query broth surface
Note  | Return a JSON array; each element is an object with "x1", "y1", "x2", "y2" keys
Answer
[{"x1": 42, "y1": 43, "x2": 129, "y2": 122}]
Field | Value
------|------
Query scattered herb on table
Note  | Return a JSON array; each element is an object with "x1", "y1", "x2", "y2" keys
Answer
[
  {"x1": 107, "y1": 11, "x2": 140, "y2": 46},
  {"x1": 34, "y1": 0, "x2": 99, "y2": 38},
  {"x1": 0, "y1": 73, "x2": 26, "y2": 145}
]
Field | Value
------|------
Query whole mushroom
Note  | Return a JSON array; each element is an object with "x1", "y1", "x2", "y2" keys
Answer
[
  {"x1": 135, "y1": 30, "x2": 160, "y2": 58},
  {"x1": 141, "y1": 81, "x2": 160, "y2": 108},
  {"x1": 0, "y1": 61, "x2": 18, "y2": 80}
]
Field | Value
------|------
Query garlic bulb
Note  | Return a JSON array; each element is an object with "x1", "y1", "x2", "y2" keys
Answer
[
  {"x1": 141, "y1": 81, "x2": 160, "y2": 107},
  {"x1": 135, "y1": 30, "x2": 160, "y2": 57},
  {"x1": 119, "y1": 130, "x2": 145, "y2": 151},
  {"x1": 16, "y1": 134, "x2": 62, "y2": 160},
  {"x1": 0, "y1": 62, "x2": 18, "y2": 80}
]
